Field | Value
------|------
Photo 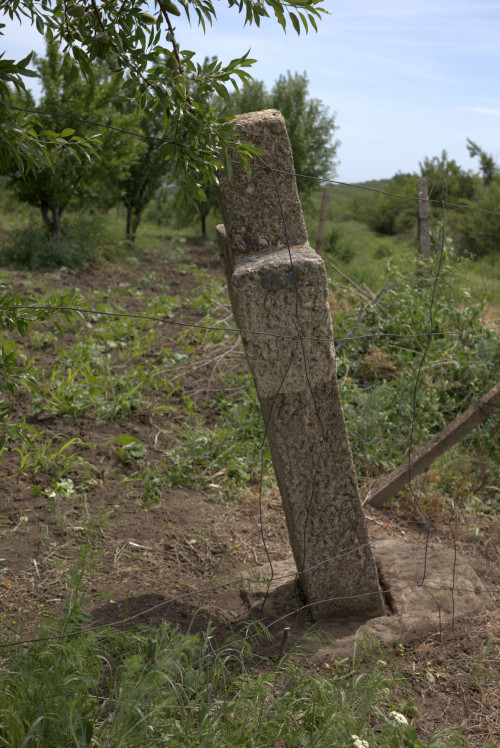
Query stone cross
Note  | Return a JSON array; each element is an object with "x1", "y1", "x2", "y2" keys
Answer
[{"x1": 216, "y1": 110, "x2": 384, "y2": 620}]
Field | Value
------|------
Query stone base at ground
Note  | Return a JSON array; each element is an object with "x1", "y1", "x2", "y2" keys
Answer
[{"x1": 246, "y1": 540, "x2": 494, "y2": 657}]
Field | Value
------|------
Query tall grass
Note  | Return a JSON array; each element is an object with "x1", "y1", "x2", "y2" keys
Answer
[
  {"x1": 0, "y1": 548, "x2": 469, "y2": 748},
  {"x1": 0, "y1": 617, "x2": 468, "y2": 747}
]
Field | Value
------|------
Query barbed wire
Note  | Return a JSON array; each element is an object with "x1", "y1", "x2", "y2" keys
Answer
[
  {"x1": 6, "y1": 103, "x2": 173, "y2": 145},
  {"x1": 0, "y1": 304, "x2": 498, "y2": 343},
  {"x1": 254, "y1": 163, "x2": 500, "y2": 218}
]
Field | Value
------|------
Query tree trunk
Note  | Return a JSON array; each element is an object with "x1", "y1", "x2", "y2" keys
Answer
[
  {"x1": 200, "y1": 211, "x2": 207, "y2": 238},
  {"x1": 125, "y1": 207, "x2": 142, "y2": 243},
  {"x1": 125, "y1": 206, "x2": 134, "y2": 243},
  {"x1": 131, "y1": 209, "x2": 141, "y2": 242},
  {"x1": 52, "y1": 208, "x2": 61, "y2": 239},
  {"x1": 40, "y1": 197, "x2": 62, "y2": 238}
]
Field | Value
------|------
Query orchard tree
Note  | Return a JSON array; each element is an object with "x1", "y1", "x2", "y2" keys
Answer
[
  {"x1": 267, "y1": 71, "x2": 339, "y2": 195},
  {"x1": 8, "y1": 44, "x2": 98, "y2": 237},
  {"x1": 9, "y1": 43, "x2": 143, "y2": 236},
  {"x1": 0, "y1": 1, "x2": 327, "y2": 445},
  {"x1": 0, "y1": 1, "x2": 327, "y2": 199},
  {"x1": 120, "y1": 131, "x2": 171, "y2": 242}
]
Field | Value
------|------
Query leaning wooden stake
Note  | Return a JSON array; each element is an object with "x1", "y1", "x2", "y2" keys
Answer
[
  {"x1": 215, "y1": 109, "x2": 384, "y2": 620},
  {"x1": 315, "y1": 186, "x2": 330, "y2": 256},
  {"x1": 364, "y1": 381, "x2": 500, "y2": 508},
  {"x1": 417, "y1": 176, "x2": 432, "y2": 259}
]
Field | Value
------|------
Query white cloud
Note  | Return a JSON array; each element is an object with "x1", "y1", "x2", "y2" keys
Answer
[{"x1": 469, "y1": 107, "x2": 500, "y2": 115}]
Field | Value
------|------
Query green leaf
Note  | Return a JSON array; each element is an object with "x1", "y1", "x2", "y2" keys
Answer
[
  {"x1": 289, "y1": 11, "x2": 301, "y2": 34},
  {"x1": 223, "y1": 148, "x2": 232, "y2": 181},
  {"x1": 116, "y1": 435, "x2": 147, "y2": 458},
  {"x1": 19, "y1": 68, "x2": 38, "y2": 78},
  {"x1": 274, "y1": 8, "x2": 286, "y2": 32},
  {"x1": 195, "y1": 184, "x2": 207, "y2": 201},
  {"x1": 238, "y1": 139, "x2": 264, "y2": 157},
  {"x1": 308, "y1": 13, "x2": 318, "y2": 32},
  {"x1": 61, "y1": 128, "x2": 76, "y2": 138},
  {"x1": 159, "y1": 141, "x2": 175, "y2": 159},
  {"x1": 239, "y1": 154, "x2": 251, "y2": 177},
  {"x1": 17, "y1": 52, "x2": 34, "y2": 69}
]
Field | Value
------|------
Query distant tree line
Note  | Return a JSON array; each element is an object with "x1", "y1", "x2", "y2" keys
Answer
[{"x1": 347, "y1": 145, "x2": 500, "y2": 257}]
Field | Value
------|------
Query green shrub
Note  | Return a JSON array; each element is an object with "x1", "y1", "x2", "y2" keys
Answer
[
  {"x1": 355, "y1": 191, "x2": 418, "y2": 236},
  {"x1": 325, "y1": 226, "x2": 355, "y2": 262},
  {"x1": 335, "y1": 248, "x2": 499, "y2": 482},
  {"x1": 456, "y1": 179, "x2": 500, "y2": 257},
  {"x1": 0, "y1": 215, "x2": 115, "y2": 270}
]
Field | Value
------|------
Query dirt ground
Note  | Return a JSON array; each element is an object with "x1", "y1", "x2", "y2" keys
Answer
[{"x1": 0, "y1": 240, "x2": 498, "y2": 746}]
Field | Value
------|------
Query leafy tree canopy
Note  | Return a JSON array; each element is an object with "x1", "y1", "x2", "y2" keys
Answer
[
  {"x1": 419, "y1": 150, "x2": 474, "y2": 202},
  {"x1": 0, "y1": 0, "x2": 327, "y2": 200},
  {"x1": 466, "y1": 138, "x2": 499, "y2": 186}
]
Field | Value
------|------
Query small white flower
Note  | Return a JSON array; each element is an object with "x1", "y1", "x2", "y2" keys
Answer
[
  {"x1": 351, "y1": 736, "x2": 370, "y2": 748},
  {"x1": 389, "y1": 710, "x2": 408, "y2": 725}
]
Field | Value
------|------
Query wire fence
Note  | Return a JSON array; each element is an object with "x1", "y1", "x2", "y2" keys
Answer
[{"x1": 0, "y1": 144, "x2": 498, "y2": 655}]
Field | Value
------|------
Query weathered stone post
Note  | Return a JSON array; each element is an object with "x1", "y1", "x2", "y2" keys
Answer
[{"x1": 216, "y1": 110, "x2": 384, "y2": 620}]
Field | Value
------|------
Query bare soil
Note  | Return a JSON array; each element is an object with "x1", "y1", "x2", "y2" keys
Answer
[{"x1": 0, "y1": 238, "x2": 498, "y2": 746}]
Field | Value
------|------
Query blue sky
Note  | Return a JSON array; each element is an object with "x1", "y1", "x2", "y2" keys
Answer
[{"x1": 3, "y1": 1, "x2": 500, "y2": 183}]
